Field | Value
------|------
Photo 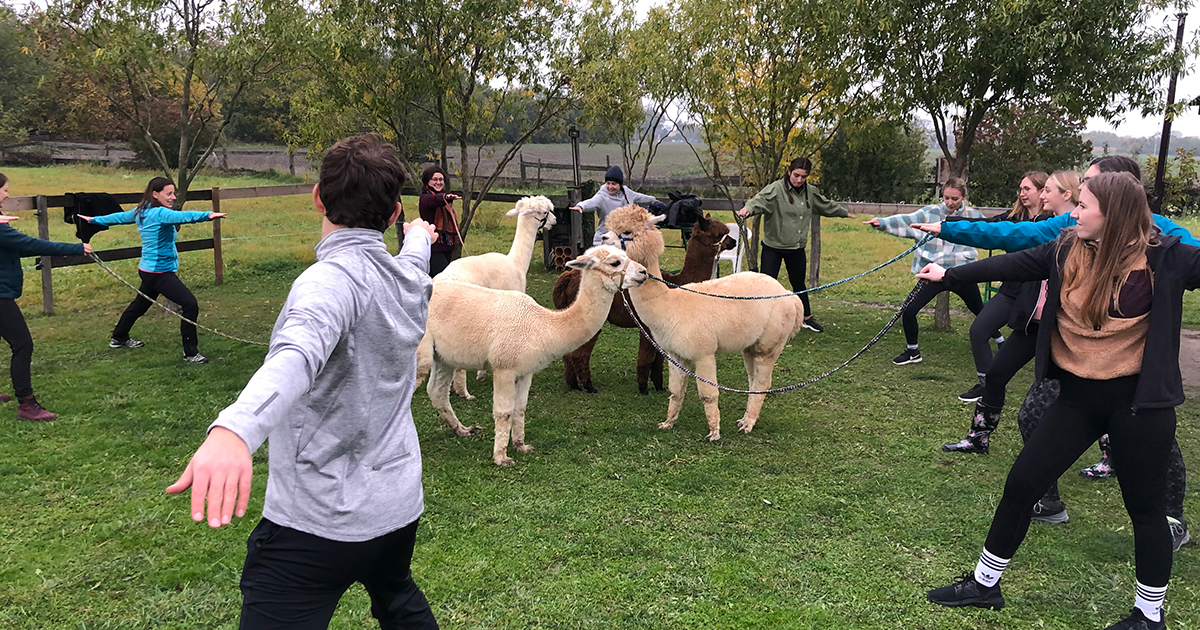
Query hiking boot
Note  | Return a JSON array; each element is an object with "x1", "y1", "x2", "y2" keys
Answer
[
  {"x1": 109, "y1": 337, "x2": 145, "y2": 349},
  {"x1": 17, "y1": 397, "x2": 57, "y2": 422},
  {"x1": 1168, "y1": 516, "x2": 1190, "y2": 552},
  {"x1": 1103, "y1": 609, "x2": 1165, "y2": 630},
  {"x1": 183, "y1": 353, "x2": 209, "y2": 364},
  {"x1": 958, "y1": 381, "x2": 986, "y2": 403},
  {"x1": 1031, "y1": 498, "x2": 1070, "y2": 524},
  {"x1": 802, "y1": 317, "x2": 824, "y2": 333},
  {"x1": 927, "y1": 572, "x2": 1005, "y2": 610},
  {"x1": 893, "y1": 348, "x2": 922, "y2": 365},
  {"x1": 1080, "y1": 455, "x2": 1116, "y2": 479},
  {"x1": 942, "y1": 402, "x2": 1001, "y2": 455}
]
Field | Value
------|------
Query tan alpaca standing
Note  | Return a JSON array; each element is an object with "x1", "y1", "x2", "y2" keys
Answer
[
  {"x1": 425, "y1": 246, "x2": 648, "y2": 466},
  {"x1": 601, "y1": 205, "x2": 805, "y2": 440},
  {"x1": 416, "y1": 196, "x2": 556, "y2": 399}
]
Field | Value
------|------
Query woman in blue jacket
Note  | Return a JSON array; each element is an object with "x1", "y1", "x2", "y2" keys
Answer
[
  {"x1": 79, "y1": 177, "x2": 225, "y2": 363},
  {"x1": 0, "y1": 173, "x2": 92, "y2": 421}
]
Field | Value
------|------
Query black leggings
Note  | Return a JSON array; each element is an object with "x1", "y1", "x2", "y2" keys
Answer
[
  {"x1": 239, "y1": 518, "x2": 438, "y2": 629},
  {"x1": 0, "y1": 298, "x2": 34, "y2": 399},
  {"x1": 987, "y1": 370, "x2": 1175, "y2": 587},
  {"x1": 1016, "y1": 377, "x2": 1188, "y2": 521},
  {"x1": 969, "y1": 292, "x2": 1015, "y2": 375},
  {"x1": 901, "y1": 280, "x2": 985, "y2": 346},
  {"x1": 429, "y1": 251, "x2": 452, "y2": 277},
  {"x1": 760, "y1": 244, "x2": 811, "y2": 318},
  {"x1": 112, "y1": 270, "x2": 199, "y2": 356},
  {"x1": 981, "y1": 326, "x2": 1038, "y2": 409}
]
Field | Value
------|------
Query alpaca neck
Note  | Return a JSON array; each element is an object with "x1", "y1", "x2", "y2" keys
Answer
[
  {"x1": 629, "y1": 255, "x2": 670, "y2": 314},
  {"x1": 507, "y1": 214, "x2": 540, "y2": 270},
  {"x1": 673, "y1": 242, "x2": 719, "y2": 283},
  {"x1": 549, "y1": 271, "x2": 621, "y2": 353}
]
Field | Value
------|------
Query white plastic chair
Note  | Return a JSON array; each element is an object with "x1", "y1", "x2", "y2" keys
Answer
[{"x1": 712, "y1": 222, "x2": 750, "y2": 278}]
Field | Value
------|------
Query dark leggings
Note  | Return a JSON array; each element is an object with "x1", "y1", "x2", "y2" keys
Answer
[
  {"x1": 760, "y1": 244, "x2": 811, "y2": 318},
  {"x1": 112, "y1": 270, "x2": 200, "y2": 356},
  {"x1": 901, "y1": 280, "x2": 985, "y2": 346},
  {"x1": 969, "y1": 292, "x2": 1015, "y2": 375},
  {"x1": 429, "y1": 251, "x2": 453, "y2": 277},
  {"x1": 987, "y1": 370, "x2": 1175, "y2": 587},
  {"x1": 981, "y1": 326, "x2": 1038, "y2": 409},
  {"x1": 0, "y1": 298, "x2": 34, "y2": 399},
  {"x1": 1017, "y1": 377, "x2": 1187, "y2": 521}
]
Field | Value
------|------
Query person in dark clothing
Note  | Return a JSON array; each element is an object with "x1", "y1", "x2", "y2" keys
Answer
[
  {"x1": 922, "y1": 172, "x2": 1200, "y2": 630},
  {"x1": 0, "y1": 173, "x2": 93, "y2": 421},
  {"x1": 79, "y1": 177, "x2": 225, "y2": 363},
  {"x1": 418, "y1": 166, "x2": 461, "y2": 276}
]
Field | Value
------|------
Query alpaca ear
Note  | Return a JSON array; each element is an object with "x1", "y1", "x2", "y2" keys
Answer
[
  {"x1": 648, "y1": 214, "x2": 667, "y2": 227},
  {"x1": 506, "y1": 207, "x2": 520, "y2": 217},
  {"x1": 564, "y1": 256, "x2": 592, "y2": 271}
]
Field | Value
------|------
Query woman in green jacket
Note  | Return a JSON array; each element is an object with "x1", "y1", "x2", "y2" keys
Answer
[{"x1": 736, "y1": 157, "x2": 854, "y2": 333}]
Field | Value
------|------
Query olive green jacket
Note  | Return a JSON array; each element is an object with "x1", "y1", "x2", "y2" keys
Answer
[{"x1": 742, "y1": 179, "x2": 849, "y2": 250}]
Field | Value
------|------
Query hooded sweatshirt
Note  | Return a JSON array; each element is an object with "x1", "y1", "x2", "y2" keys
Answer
[{"x1": 578, "y1": 186, "x2": 657, "y2": 246}]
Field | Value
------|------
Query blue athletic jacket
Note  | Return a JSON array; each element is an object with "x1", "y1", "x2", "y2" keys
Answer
[
  {"x1": 939, "y1": 212, "x2": 1200, "y2": 252},
  {"x1": 91, "y1": 206, "x2": 213, "y2": 273},
  {"x1": 0, "y1": 225, "x2": 85, "y2": 298}
]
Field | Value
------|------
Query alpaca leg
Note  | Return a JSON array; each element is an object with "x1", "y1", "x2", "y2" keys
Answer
[
  {"x1": 693, "y1": 355, "x2": 722, "y2": 441},
  {"x1": 415, "y1": 333, "x2": 433, "y2": 386},
  {"x1": 491, "y1": 370, "x2": 518, "y2": 466},
  {"x1": 636, "y1": 335, "x2": 657, "y2": 395},
  {"x1": 661, "y1": 359, "x2": 691, "y2": 431},
  {"x1": 427, "y1": 358, "x2": 475, "y2": 437},
  {"x1": 563, "y1": 351, "x2": 581, "y2": 391},
  {"x1": 738, "y1": 353, "x2": 779, "y2": 434},
  {"x1": 451, "y1": 369, "x2": 474, "y2": 400},
  {"x1": 511, "y1": 373, "x2": 535, "y2": 455},
  {"x1": 476, "y1": 370, "x2": 487, "y2": 381},
  {"x1": 576, "y1": 329, "x2": 601, "y2": 393},
  {"x1": 652, "y1": 349, "x2": 665, "y2": 392}
]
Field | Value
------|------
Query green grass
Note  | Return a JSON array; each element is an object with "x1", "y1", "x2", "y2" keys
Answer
[{"x1": 0, "y1": 166, "x2": 1199, "y2": 628}]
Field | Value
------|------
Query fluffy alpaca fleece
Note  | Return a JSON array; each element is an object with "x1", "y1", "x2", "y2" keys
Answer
[
  {"x1": 552, "y1": 214, "x2": 735, "y2": 394},
  {"x1": 601, "y1": 204, "x2": 805, "y2": 441},
  {"x1": 425, "y1": 245, "x2": 648, "y2": 466},
  {"x1": 416, "y1": 195, "x2": 556, "y2": 399}
]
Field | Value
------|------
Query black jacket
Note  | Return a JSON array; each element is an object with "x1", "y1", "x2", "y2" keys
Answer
[
  {"x1": 0, "y1": 224, "x2": 85, "y2": 298},
  {"x1": 946, "y1": 209, "x2": 1052, "y2": 299},
  {"x1": 943, "y1": 234, "x2": 1200, "y2": 411}
]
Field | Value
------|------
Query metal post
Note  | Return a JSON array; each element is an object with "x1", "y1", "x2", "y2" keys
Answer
[
  {"x1": 569, "y1": 126, "x2": 583, "y2": 254},
  {"x1": 211, "y1": 187, "x2": 224, "y2": 285},
  {"x1": 1153, "y1": 11, "x2": 1188, "y2": 214},
  {"x1": 37, "y1": 195, "x2": 53, "y2": 315}
]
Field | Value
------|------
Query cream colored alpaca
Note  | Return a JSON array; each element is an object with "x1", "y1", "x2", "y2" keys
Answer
[
  {"x1": 426, "y1": 246, "x2": 648, "y2": 466},
  {"x1": 601, "y1": 204, "x2": 805, "y2": 441},
  {"x1": 416, "y1": 195, "x2": 556, "y2": 399}
]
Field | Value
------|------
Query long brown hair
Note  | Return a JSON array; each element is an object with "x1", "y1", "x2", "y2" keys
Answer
[
  {"x1": 1059, "y1": 172, "x2": 1155, "y2": 328},
  {"x1": 1010, "y1": 171, "x2": 1048, "y2": 221}
]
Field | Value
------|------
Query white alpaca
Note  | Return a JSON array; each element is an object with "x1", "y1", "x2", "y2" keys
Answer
[
  {"x1": 416, "y1": 196, "x2": 556, "y2": 399},
  {"x1": 426, "y1": 245, "x2": 648, "y2": 466},
  {"x1": 601, "y1": 204, "x2": 805, "y2": 441}
]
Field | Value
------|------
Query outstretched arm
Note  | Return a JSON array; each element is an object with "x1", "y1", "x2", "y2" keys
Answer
[{"x1": 938, "y1": 214, "x2": 1072, "y2": 252}]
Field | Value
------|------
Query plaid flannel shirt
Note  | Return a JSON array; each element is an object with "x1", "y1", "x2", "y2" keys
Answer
[{"x1": 874, "y1": 202, "x2": 983, "y2": 274}]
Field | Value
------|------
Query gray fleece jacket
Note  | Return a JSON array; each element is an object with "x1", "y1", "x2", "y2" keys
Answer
[
  {"x1": 211, "y1": 227, "x2": 433, "y2": 542},
  {"x1": 577, "y1": 185, "x2": 657, "y2": 245}
]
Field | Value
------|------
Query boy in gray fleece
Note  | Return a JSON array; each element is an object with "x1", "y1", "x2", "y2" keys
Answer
[{"x1": 167, "y1": 134, "x2": 439, "y2": 629}]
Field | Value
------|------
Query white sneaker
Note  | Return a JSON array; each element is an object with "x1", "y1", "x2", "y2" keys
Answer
[
  {"x1": 183, "y1": 353, "x2": 209, "y2": 364},
  {"x1": 109, "y1": 338, "x2": 145, "y2": 349},
  {"x1": 1169, "y1": 516, "x2": 1190, "y2": 552}
]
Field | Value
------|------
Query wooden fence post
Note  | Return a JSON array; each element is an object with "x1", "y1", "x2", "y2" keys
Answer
[
  {"x1": 934, "y1": 292, "x2": 951, "y2": 331},
  {"x1": 37, "y1": 195, "x2": 53, "y2": 315},
  {"x1": 211, "y1": 187, "x2": 224, "y2": 285},
  {"x1": 808, "y1": 215, "x2": 821, "y2": 288}
]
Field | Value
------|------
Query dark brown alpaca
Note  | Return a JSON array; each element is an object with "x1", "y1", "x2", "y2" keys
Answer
[{"x1": 552, "y1": 214, "x2": 736, "y2": 394}]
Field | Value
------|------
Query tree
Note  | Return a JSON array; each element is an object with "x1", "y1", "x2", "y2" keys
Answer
[
  {"x1": 0, "y1": 5, "x2": 46, "y2": 145},
  {"x1": 819, "y1": 117, "x2": 930, "y2": 203},
  {"x1": 669, "y1": 0, "x2": 891, "y2": 268},
  {"x1": 966, "y1": 101, "x2": 1093, "y2": 207},
  {"x1": 882, "y1": 0, "x2": 1180, "y2": 180},
  {"x1": 49, "y1": 0, "x2": 306, "y2": 206}
]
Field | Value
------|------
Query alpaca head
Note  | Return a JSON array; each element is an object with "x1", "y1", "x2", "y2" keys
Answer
[
  {"x1": 506, "y1": 195, "x2": 557, "y2": 230},
  {"x1": 687, "y1": 214, "x2": 736, "y2": 257},
  {"x1": 565, "y1": 245, "x2": 648, "y2": 293},
  {"x1": 598, "y1": 204, "x2": 665, "y2": 265}
]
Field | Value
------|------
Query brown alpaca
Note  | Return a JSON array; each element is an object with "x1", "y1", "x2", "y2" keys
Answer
[{"x1": 552, "y1": 214, "x2": 736, "y2": 394}]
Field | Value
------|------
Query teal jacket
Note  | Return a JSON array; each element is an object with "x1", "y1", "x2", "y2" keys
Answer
[
  {"x1": 939, "y1": 212, "x2": 1200, "y2": 252},
  {"x1": 0, "y1": 225, "x2": 84, "y2": 298},
  {"x1": 91, "y1": 206, "x2": 213, "y2": 272}
]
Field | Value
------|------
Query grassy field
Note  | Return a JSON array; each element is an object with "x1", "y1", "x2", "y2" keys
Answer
[{"x1": 0, "y1": 165, "x2": 1199, "y2": 629}]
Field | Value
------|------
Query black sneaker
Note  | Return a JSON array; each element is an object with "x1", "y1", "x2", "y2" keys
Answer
[
  {"x1": 1168, "y1": 516, "x2": 1190, "y2": 552},
  {"x1": 802, "y1": 317, "x2": 824, "y2": 333},
  {"x1": 1103, "y1": 608, "x2": 1165, "y2": 630},
  {"x1": 1031, "y1": 498, "x2": 1069, "y2": 524},
  {"x1": 893, "y1": 348, "x2": 922, "y2": 365},
  {"x1": 109, "y1": 337, "x2": 145, "y2": 349},
  {"x1": 927, "y1": 572, "x2": 1004, "y2": 610},
  {"x1": 958, "y1": 382, "x2": 985, "y2": 402}
]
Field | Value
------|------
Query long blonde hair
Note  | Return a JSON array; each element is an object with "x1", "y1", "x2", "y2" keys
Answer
[
  {"x1": 1044, "y1": 170, "x2": 1081, "y2": 212},
  {"x1": 1059, "y1": 172, "x2": 1155, "y2": 328},
  {"x1": 1011, "y1": 171, "x2": 1048, "y2": 221}
]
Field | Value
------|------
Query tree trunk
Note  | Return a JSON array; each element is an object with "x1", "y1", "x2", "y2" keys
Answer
[
  {"x1": 808, "y1": 214, "x2": 821, "y2": 287},
  {"x1": 934, "y1": 291, "x2": 951, "y2": 331}
]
